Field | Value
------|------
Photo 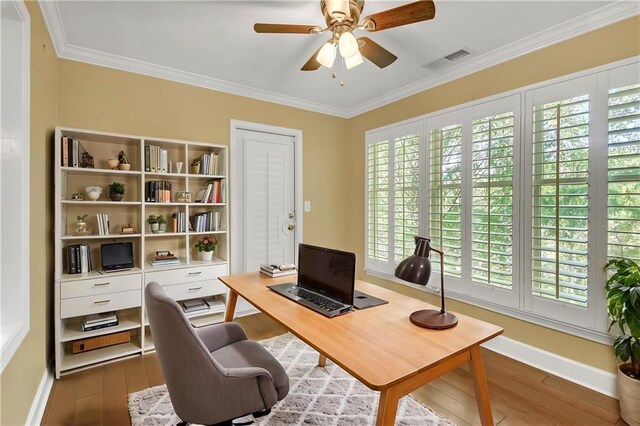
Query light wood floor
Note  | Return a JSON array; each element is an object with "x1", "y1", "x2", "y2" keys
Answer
[{"x1": 42, "y1": 313, "x2": 622, "y2": 426}]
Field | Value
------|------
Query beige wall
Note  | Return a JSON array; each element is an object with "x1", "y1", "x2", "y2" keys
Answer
[
  {"x1": 345, "y1": 16, "x2": 640, "y2": 373},
  {"x1": 56, "y1": 60, "x2": 350, "y2": 250},
  {"x1": 0, "y1": 1, "x2": 58, "y2": 425}
]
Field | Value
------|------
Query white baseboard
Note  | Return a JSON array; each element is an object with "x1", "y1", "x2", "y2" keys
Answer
[
  {"x1": 482, "y1": 335, "x2": 617, "y2": 398},
  {"x1": 25, "y1": 364, "x2": 54, "y2": 425}
]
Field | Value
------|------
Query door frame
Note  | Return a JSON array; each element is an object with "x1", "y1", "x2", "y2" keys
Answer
[{"x1": 230, "y1": 120, "x2": 303, "y2": 274}]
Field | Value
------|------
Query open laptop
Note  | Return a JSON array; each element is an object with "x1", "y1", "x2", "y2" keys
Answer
[{"x1": 268, "y1": 243, "x2": 387, "y2": 317}]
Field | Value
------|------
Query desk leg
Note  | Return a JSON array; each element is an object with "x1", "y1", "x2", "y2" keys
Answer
[
  {"x1": 224, "y1": 290, "x2": 238, "y2": 322},
  {"x1": 318, "y1": 354, "x2": 326, "y2": 367},
  {"x1": 469, "y1": 346, "x2": 494, "y2": 426},
  {"x1": 375, "y1": 386, "x2": 400, "y2": 426}
]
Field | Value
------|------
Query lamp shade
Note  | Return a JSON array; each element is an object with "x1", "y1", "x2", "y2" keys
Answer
[
  {"x1": 394, "y1": 237, "x2": 432, "y2": 285},
  {"x1": 316, "y1": 42, "x2": 336, "y2": 68},
  {"x1": 344, "y1": 50, "x2": 363, "y2": 69},
  {"x1": 338, "y1": 31, "x2": 359, "y2": 58}
]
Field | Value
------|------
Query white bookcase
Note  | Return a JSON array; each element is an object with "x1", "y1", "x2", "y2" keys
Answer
[{"x1": 53, "y1": 127, "x2": 229, "y2": 378}]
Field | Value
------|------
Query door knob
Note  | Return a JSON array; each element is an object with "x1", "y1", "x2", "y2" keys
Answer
[
  {"x1": 288, "y1": 224, "x2": 295, "y2": 231},
  {"x1": 289, "y1": 212, "x2": 295, "y2": 219}
]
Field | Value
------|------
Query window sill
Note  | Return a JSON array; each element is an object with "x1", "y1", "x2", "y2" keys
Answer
[
  {"x1": 1, "y1": 321, "x2": 29, "y2": 373},
  {"x1": 364, "y1": 269, "x2": 614, "y2": 346}
]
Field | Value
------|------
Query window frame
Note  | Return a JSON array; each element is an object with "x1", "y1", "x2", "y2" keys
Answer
[
  {"x1": 364, "y1": 57, "x2": 639, "y2": 344},
  {"x1": 1, "y1": 0, "x2": 31, "y2": 373}
]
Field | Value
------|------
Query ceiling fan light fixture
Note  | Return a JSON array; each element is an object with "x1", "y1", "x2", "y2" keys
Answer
[
  {"x1": 326, "y1": 0, "x2": 350, "y2": 22},
  {"x1": 345, "y1": 49, "x2": 363, "y2": 69},
  {"x1": 316, "y1": 42, "x2": 337, "y2": 68},
  {"x1": 338, "y1": 31, "x2": 359, "y2": 58}
]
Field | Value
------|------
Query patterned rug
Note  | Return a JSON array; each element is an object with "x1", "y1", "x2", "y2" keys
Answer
[{"x1": 128, "y1": 333, "x2": 455, "y2": 425}]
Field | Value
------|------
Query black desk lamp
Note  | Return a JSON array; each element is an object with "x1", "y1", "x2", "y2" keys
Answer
[{"x1": 394, "y1": 237, "x2": 458, "y2": 330}]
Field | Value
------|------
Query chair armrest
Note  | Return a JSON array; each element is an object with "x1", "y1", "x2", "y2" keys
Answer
[
  {"x1": 196, "y1": 322, "x2": 248, "y2": 352},
  {"x1": 226, "y1": 367, "x2": 278, "y2": 408}
]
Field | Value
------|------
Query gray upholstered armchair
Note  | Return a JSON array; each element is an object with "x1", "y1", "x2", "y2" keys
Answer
[{"x1": 145, "y1": 282, "x2": 289, "y2": 426}]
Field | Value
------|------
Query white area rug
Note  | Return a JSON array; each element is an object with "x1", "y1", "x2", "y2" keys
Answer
[{"x1": 128, "y1": 333, "x2": 455, "y2": 425}]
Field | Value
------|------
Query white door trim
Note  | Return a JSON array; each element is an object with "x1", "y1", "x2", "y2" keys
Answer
[{"x1": 230, "y1": 120, "x2": 303, "y2": 275}]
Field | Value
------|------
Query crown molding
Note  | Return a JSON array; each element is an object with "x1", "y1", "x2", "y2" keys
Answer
[{"x1": 39, "y1": 1, "x2": 639, "y2": 120}]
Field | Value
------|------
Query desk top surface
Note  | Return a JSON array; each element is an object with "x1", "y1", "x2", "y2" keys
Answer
[{"x1": 220, "y1": 272, "x2": 503, "y2": 390}]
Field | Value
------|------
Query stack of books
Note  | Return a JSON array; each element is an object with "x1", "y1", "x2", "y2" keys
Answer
[
  {"x1": 82, "y1": 311, "x2": 118, "y2": 332},
  {"x1": 67, "y1": 244, "x2": 93, "y2": 274},
  {"x1": 96, "y1": 213, "x2": 111, "y2": 235},
  {"x1": 181, "y1": 298, "x2": 210, "y2": 314},
  {"x1": 194, "y1": 179, "x2": 226, "y2": 204},
  {"x1": 260, "y1": 264, "x2": 297, "y2": 278},
  {"x1": 151, "y1": 251, "x2": 180, "y2": 267}
]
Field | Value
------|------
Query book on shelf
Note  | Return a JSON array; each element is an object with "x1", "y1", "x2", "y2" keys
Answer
[
  {"x1": 172, "y1": 211, "x2": 187, "y2": 233},
  {"x1": 146, "y1": 144, "x2": 172, "y2": 173},
  {"x1": 96, "y1": 213, "x2": 111, "y2": 236},
  {"x1": 144, "y1": 145, "x2": 151, "y2": 172},
  {"x1": 146, "y1": 181, "x2": 172, "y2": 203},
  {"x1": 61, "y1": 136, "x2": 93, "y2": 168},
  {"x1": 194, "y1": 179, "x2": 225, "y2": 204},
  {"x1": 67, "y1": 243, "x2": 93, "y2": 274},
  {"x1": 181, "y1": 298, "x2": 210, "y2": 314},
  {"x1": 260, "y1": 264, "x2": 297, "y2": 278},
  {"x1": 195, "y1": 152, "x2": 221, "y2": 175},
  {"x1": 151, "y1": 251, "x2": 181, "y2": 267},
  {"x1": 191, "y1": 211, "x2": 222, "y2": 232}
]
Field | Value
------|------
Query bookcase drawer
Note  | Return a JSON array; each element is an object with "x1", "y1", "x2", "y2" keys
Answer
[
  {"x1": 61, "y1": 274, "x2": 142, "y2": 299},
  {"x1": 146, "y1": 264, "x2": 228, "y2": 287},
  {"x1": 161, "y1": 279, "x2": 226, "y2": 301},
  {"x1": 61, "y1": 290, "x2": 141, "y2": 319}
]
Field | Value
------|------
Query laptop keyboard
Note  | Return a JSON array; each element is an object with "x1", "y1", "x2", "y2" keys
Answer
[{"x1": 287, "y1": 287, "x2": 346, "y2": 311}]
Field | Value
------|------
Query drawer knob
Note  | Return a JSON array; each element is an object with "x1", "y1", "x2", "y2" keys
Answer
[
  {"x1": 94, "y1": 300, "x2": 110, "y2": 304},
  {"x1": 94, "y1": 282, "x2": 110, "y2": 287},
  {"x1": 188, "y1": 286, "x2": 203, "y2": 291},
  {"x1": 188, "y1": 271, "x2": 202, "y2": 276}
]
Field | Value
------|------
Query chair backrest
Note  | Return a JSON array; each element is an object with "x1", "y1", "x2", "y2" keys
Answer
[{"x1": 145, "y1": 282, "x2": 227, "y2": 421}]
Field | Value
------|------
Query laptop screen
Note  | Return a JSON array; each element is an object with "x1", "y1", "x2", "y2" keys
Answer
[{"x1": 297, "y1": 243, "x2": 355, "y2": 305}]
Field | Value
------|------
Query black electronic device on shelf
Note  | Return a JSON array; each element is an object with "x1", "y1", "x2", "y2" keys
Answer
[{"x1": 100, "y1": 242, "x2": 134, "y2": 272}]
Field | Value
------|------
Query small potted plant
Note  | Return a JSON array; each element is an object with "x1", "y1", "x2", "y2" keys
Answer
[
  {"x1": 117, "y1": 151, "x2": 131, "y2": 171},
  {"x1": 147, "y1": 215, "x2": 159, "y2": 233},
  {"x1": 157, "y1": 215, "x2": 166, "y2": 233},
  {"x1": 605, "y1": 258, "x2": 640, "y2": 425},
  {"x1": 195, "y1": 235, "x2": 217, "y2": 261},
  {"x1": 85, "y1": 185, "x2": 102, "y2": 201},
  {"x1": 190, "y1": 158, "x2": 201, "y2": 174},
  {"x1": 108, "y1": 181, "x2": 125, "y2": 201}
]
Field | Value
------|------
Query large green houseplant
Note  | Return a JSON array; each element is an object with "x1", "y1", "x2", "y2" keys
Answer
[{"x1": 605, "y1": 258, "x2": 640, "y2": 425}]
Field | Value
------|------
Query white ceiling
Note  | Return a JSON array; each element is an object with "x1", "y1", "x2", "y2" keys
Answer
[{"x1": 42, "y1": 1, "x2": 638, "y2": 117}]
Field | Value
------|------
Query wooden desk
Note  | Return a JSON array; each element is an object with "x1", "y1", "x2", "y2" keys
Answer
[{"x1": 220, "y1": 273, "x2": 503, "y2": 425}]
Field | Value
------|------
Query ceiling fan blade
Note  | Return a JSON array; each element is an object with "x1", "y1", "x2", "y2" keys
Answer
[
  {"x1": 358, "y1": 37, "x2": 397, "y2": 68},
  {"x1": 254, "y1": 23, "x2": 321, "y2": 34},
  {"x1": 362, "y1": 0, "x2": 435, "y2": 32},
  {"x1": 301, "y1": 45, "x2": 323, "y2": 71}
]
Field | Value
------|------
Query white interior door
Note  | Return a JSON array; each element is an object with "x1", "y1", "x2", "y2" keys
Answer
[
  {"x1": 242, "y1": 130, "x2": 296, "y2": 270},
  {"x1": 231, "y1": 127, "x2": 298, "y2": 314}
]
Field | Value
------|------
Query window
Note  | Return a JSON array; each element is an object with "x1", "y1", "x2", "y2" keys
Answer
[
  {"x1": 530, "y1": 95, "x2": 590, "y2": 305},
  {"x1": 607, "y1": 83, "x2": 640, "y2": 262},
  {"x1": 1, "y1": 0, "x2": 30, "y2": 372},
  {"x1": 429, "y1": 122, "x2": 463, "y2": 278},
  {"x1": 471, "y1": 112, "x2": 515, "y2": 290},
  {"x1": 364, "y1": 61, "x2": 639, "y2": 340},
  {"x1": 365, "y1": 122, "x2": 421, "y2": 274}
]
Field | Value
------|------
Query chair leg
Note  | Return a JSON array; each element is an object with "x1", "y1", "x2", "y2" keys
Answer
[
  {"x1": 177, "y1": 422, "x2": 188, "y2": 426},
  {"x1": 252, "y1": 408, "x2": 271, "y2": 419}
]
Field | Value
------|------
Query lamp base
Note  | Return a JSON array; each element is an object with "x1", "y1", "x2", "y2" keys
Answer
[{"x1": 410, "y1": 309, "x2": 458, "y2": 330}]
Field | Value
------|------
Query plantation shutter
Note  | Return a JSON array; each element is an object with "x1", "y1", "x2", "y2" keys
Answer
[
  {"x1": 530, "y1": 95, "x2": 590, "y2": 305},
  {"x1": 366, "y1": 139, "x2": 390, "y2": 264},
  {"x1": 471, "y1": 112, "x2": 515, "y2": 288},
  {"x1": 394, "y1": 133, "x2": 421, "y2": 263},
  {"x1": 608, "y1": 79, "x2": 640, "y2": 262},
  {"x1": 429, "y1": 122, "x2": 463, "y2": 278}
]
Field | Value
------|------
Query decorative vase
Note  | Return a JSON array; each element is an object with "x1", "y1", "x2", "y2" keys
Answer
[
  {"x1": 86, "y1": 190, "x2": 101, "y2": 201},
  {"x1": 191, "y1": 164, "x2": 200, "y2": 174},
  {"x1": 109, "y1": 193, "x2": 124, "y2": 202},
  {"x1": 200, "y1": 250, "x2": 213, "y2": 261},
  {"x1": 118, "y1": 163, "x2": 131, "y2": 171},
  {"x1": 150, "y1": 223, "x2": 159, "y2": 233},
  {"x1": 106, "y1": 159, "x2": 119, "y2": 169},
  {"x1": 618, "y1": 364, "x2": 640, "y2": 425}
]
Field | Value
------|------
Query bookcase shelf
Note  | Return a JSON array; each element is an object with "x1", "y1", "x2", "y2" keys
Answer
[{"x1": 54, "y1": 126, "x2": 230, "y2": 378}]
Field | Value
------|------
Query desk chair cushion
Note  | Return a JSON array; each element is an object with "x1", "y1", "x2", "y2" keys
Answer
[
  {"x1": 145, "y1": 282, "x2": 289, "y2": 425},
  {"x1": 211, "y1": 340, "x2": 289, "y2": 400}
]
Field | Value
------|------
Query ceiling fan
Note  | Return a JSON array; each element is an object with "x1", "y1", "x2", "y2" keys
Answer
[{"x1": 254, "y1": 0, "x2": 436, "y2": 72}]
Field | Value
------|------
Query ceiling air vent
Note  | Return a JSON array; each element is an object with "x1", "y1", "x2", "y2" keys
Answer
[
  {"x1": 424, "y1": 48, "x2": 473, "y2": 71},
  {"x1": 444, "y1": 49, "x2": 471, "y2": 62}
]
